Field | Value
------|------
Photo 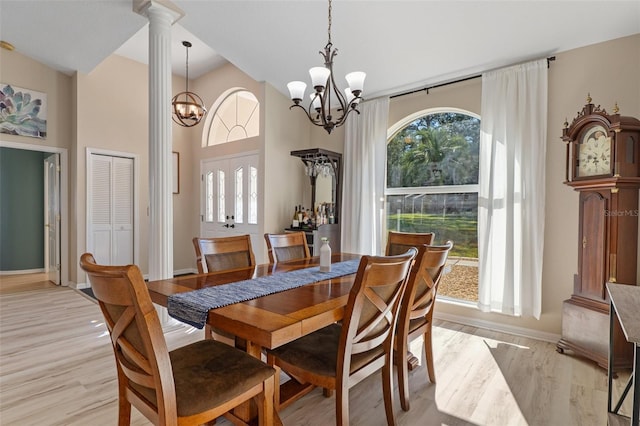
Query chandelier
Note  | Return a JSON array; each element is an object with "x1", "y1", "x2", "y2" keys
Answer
[
  {"x1": 172, "y1": 41, "x2": 207, "y2": 127},
  {"x1": 287, "y1": 0, "x2": 366, "y2": 134}
]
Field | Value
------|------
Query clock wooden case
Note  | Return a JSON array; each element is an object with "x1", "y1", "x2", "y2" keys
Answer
[{"x1": 557, "y1": 96, "x2": 640, "y2": 370}]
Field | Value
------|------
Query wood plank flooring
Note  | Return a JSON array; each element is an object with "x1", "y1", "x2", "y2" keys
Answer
[{"x1": 0, "y1": 279, "x2": 632, "y2": 425}]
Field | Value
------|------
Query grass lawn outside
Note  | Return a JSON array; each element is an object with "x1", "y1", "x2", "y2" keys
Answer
[
  {"x1": 388, "y1": 212, "x2": 479, "y2": 301},
  {"x1": 387, "y1": 212, "x2": 478, "y2": 257}
]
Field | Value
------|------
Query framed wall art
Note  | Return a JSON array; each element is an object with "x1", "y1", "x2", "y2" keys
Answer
[{"x1": 0, "y1": 84, "x2": 47, "y2": 139}]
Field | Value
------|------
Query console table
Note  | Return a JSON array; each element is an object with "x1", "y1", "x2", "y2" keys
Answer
[{"x1": 607, "y1": 283, "x2": 640, "y2": 426}]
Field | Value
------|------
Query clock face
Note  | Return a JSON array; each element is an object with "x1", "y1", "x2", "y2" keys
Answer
[{"x1": 577, "y1": 125, "x2": 611, "y2": 177}]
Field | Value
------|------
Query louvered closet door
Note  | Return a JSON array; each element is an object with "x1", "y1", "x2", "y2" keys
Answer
[{"x1": 90, "y1": 154, "x2": 134, "y2": 266}]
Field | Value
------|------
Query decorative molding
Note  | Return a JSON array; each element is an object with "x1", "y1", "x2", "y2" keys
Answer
[{"x1": 133, "y1": 0, "x2": 184, "y2": 23}]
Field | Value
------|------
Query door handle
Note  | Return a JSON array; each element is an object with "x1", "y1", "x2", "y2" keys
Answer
[
  {"x1": 230, "y1": 224, "x2": 235, "y2": 228},
  {"x1": 223, "y1": 224, "x2": 229, "y2": 228}
]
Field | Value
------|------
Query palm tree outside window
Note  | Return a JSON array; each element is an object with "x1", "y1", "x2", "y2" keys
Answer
[{"x1": 386, "y1": 109, "x2": 480, "y2": 302}]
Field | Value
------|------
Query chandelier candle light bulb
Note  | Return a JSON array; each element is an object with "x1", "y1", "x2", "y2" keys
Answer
[{"x1": 287, "y1": 0, "x2": 366, "y2": 134}]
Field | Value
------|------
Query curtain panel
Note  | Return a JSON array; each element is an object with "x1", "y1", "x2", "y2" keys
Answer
[
  {"x1": 478, "y1": 59, "x2": 547, "y2": 319},
  {"x1": 342, "y1": 97, "x2": 390, "y2": 255}
]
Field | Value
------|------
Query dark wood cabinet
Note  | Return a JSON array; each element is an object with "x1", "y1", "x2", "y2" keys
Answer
[
  {"x1": 557, "y1": 96, "x2": 640, "y2": 370},
  {"x1": 289, "y1": 148, "x2": 343, "y2": 253}
]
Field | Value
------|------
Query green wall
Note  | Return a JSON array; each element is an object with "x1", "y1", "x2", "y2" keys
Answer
[{"x1": 0, "y1": 147, "x2": 45, "y2": 271}]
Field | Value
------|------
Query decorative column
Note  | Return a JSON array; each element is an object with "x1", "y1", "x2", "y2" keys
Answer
[{"x1": 135, "y1": 0, "x2": 183, "y2": 280}]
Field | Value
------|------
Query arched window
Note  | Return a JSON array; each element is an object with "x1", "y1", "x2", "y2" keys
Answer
[
  {"x1": 204, "y1": 89, "x2": 259, "y2": 146},
  {"x1": 386, "y1": 108, "x2": 479, "y2": 302}
]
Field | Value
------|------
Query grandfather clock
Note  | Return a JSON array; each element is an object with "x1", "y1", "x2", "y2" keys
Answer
[{"x1": 557, "y1": 95, "x2": 640, "y2": 370}]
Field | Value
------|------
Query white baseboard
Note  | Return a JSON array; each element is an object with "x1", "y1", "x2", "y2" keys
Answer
[
  {"x1": 434, "y1": 311, "x2": 561, "y2": 344},
  {"x1": 0, "y1": 268, "x2": 46, "y2": 275},
  {"x1": 174, "y1": 268, "x2": 197, "y2": 276}
]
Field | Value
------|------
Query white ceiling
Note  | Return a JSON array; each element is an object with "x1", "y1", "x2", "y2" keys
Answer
[{"x1": 1, "y1": 1, "x2": 639, "y2": 100}]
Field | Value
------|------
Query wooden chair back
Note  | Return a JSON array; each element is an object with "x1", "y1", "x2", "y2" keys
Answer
[
  {"x1": 399, "y1": 241, "x2": 452, "y2": 332},
  {"x1": 341, "y1": 249, "x2": 417, "y2": 365},
  {"x1": 265, "y1": 249, "x2": 416, "y2": 425},
  {"x1": 339, "y1": 250, "x2": 417, "y2": 425},
  {"x1": 80, "y1": 253, "x2": 277, "y2": 425},
  {"x1": 79, "y1": 253, "x2": 178, "y2": 424},
  {"x1": 395, "y1": 241, "x2": 453, "y2": 411},
  {"x1": 193, "y1": 235, "x2": 256, "y2": 274},
  {"x1": 385, "y1": 231, "x2": 435, "y2": 256},
  {"x1": 264, "y1": 232, "x2": 310, "y2": 263}
]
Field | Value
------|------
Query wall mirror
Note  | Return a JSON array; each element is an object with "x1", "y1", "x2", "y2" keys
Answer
[{"x1": 291, "y1": 148, "x2": 342, "y2": 224}]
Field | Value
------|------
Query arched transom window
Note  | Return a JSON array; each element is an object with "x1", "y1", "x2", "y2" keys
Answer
[{"x1": 204, "y1": 89, "x2": 260, "y2": 146}]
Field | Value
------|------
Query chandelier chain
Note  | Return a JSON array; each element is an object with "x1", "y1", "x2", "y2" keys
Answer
[
  {"x1": 185, "y1": 43, "x2": 189, "y2": 94},
  {"x1": 327, "y1": 0, "x2": 332, "y2": 44}
]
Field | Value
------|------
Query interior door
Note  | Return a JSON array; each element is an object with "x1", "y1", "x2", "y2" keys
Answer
[
  {"x1": 44, "y1": 153, "x2": 60, "y2": 284},
  {"x1": 88, "y1": 153, "x2": 134, "y2": 266},
  {"x1": 201, "y1": 154, "x2": 261, "y2": 259}
]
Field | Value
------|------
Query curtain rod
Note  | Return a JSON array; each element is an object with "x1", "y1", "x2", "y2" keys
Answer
[{"x1": 390, "y1": 56, "x2": 556, "y2": 100}]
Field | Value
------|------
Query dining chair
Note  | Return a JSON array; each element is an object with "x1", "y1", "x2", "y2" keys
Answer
[
  {"x1": 266, "y1": 249, "x2": 417, "y2": 426},
  {"x1": 79, "y1": 253, "x2": 275, "y2": 426},
  {"x1": 193, "y1": 235, "x2": 257, "y2": 342},
  {"x1": 193, "y1": 234, "x2": 256, "y2": 274},
  {"x1": 384, "y1": 231, "x2": 435, "y2": 382},
  {"x1": 394, "y1": 241, "x2": 453, "y2": 411},
  {"x1": 385, "y1": 231, "x2": 435, "y2": 256},
  {"x1": 264, "y1": 231, "x2": 311, "y2": 263}
]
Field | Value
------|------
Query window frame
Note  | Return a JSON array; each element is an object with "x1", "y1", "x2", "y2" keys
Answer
[
  {"x1": 201, "y1": 88, "x2": 260, "y2": 147},
  {"x1": 384, "y1": 107, "x2": 480, "y2": 252}
]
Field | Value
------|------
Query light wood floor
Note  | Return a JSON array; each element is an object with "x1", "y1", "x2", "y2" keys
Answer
[{"x1": 0, "y1": 276, "x2": 633, "y2": 425}]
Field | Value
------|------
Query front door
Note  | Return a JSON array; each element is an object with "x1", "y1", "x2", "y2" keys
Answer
[
  {"x1": 200, "y1": 154, "x2": 261, "y2": 260},
  {"x1": 44, "y1": 153, "x2": 60, "y2": 284}
]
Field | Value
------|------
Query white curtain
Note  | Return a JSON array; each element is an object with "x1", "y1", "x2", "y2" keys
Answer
[
  {"x1": 341, "y1": 97, "x2": 390, "y2": 255},
  {"x1": 478, "y1": 59, "x2": 547, "y2": 319}
]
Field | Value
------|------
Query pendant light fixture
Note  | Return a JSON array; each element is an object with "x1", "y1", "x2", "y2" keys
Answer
[
  {"x1": 172, "y1": 41, "x2": 207, "y2": 127},
  {"x1": 287, "y1": 0, "x2": 366, "y2": 134}
]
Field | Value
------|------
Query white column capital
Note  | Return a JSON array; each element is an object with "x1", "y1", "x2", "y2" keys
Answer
[{"x1": 133, "y1": 0, "x2": 184, "y2": 24}]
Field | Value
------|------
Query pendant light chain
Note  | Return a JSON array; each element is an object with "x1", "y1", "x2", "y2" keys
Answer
[
  {"x1": 184, "y1": 42, "x2": 189, "y2": 96},
  {"x1": 327, "y1": 0, "x2": 332, "y2": 45}
]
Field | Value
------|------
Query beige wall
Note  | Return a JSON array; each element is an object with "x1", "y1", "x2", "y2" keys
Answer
[
  {"x1": 73, "y1": 54, "x2": 193, "y2": 282},
  {"x1": 0, "y1": 49, "x2": 72, "y2": 150},
  {"x1": 0, "y1": 49, "x2": 72, "y2": 281},
  {"x1": 263, "y1": 82, "x2": 309, "y2": 235},
  {"x1": 189, "y1": 62, "x2": 312, "y2": 263},
  {"x1": 2, "y1": 32, "x2": 638, "y2": 338},
  {"x1": 382, "y1": 34, "x2": 640, "y2": 338}
]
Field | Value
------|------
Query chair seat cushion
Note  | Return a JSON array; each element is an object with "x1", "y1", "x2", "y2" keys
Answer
[
  {"x1": 268, "y1": 324, "x2": 385, "y2": 379},
  {"x1": 169, "y1": 339, "x2": 274, "y2": 417}
]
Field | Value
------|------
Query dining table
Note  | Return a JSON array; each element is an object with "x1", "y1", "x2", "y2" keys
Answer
[{"x1": 146, "y1": 252, "x2": 362, "y2": 420}]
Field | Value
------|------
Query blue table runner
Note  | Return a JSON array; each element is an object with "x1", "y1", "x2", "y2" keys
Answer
[{"x1": 167, "y1": 259, "x2": 361, "y2": 329}]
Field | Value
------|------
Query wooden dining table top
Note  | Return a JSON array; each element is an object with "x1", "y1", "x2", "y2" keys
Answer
[{"x1": 147, "y1": 252, "x2": 361, "y2": 356}]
